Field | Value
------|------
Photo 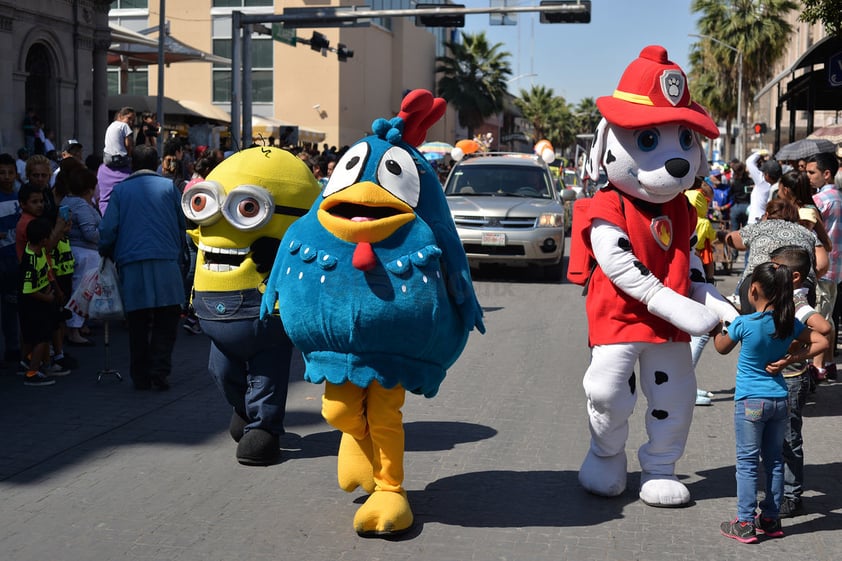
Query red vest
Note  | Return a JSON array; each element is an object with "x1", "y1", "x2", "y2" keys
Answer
[{"x1": 584, "y1": 187, "x2": 696, "y2": 346}]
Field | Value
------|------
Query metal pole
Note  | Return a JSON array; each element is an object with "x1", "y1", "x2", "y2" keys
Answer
[
  {"x1": 156, "y1": 0, "x2": 166, "y2": 157},
  {"x1": 242, "y1": 24, "x2": 253, "y2": 148},
  {"x1": 231, "y1": 11, "x2": 242, "y2": 152},
  {"x1": 736, "y1": 50, "x2": 743, "y2": 161}
]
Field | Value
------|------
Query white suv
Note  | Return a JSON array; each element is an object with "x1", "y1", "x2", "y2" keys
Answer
[{"x1": 443, "y1": 153, "x2": 566, "y2": 280}]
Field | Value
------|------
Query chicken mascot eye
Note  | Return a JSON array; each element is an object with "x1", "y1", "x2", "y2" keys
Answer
[
  {"x1": 222, "y1": 185, "x2": 275, "y2": 231},
  {"x1": 376, "y1": 146, "x2": 420, "y2": 207},
  {"x1": 323, "y1": 142, "x2": 370, "y2": 197},
  {"x1": 181, "y1": 180, "x2": 225, "y2": 225}
]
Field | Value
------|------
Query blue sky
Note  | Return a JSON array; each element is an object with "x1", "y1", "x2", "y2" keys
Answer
[{"x1": 461, "y1": 0, "x2": 701, "y2": 106}]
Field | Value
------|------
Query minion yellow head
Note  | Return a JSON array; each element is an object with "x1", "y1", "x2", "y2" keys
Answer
[{"x1": 183, "y1": 147, "x2": 320, "y2": 292}]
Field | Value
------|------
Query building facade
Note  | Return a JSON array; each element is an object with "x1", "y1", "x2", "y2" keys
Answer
[
  {"x1": 0, "y1": 0, "x2": 112, "y2": 157},
  {"x1": 109, "y1": 0, "x2": 461, "y2": 149}
]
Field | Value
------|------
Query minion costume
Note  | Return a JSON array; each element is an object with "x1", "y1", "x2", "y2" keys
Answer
[
  {"x1": 182, "y1": 147, "x2": 320, "y2": 466},
  {"x1": 261, "y1": 90, "x2": 484, "y2": 536}
]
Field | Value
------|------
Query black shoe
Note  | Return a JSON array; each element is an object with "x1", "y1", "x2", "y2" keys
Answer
[
  {"x1": 236, "y1": 428, "x2": 280, "y2": 466},
  {"x1": 229, "y1": 411, "x2": 248, "y2": 443},
  {"x1": 779, "y1": 497, "x2": 804, "y2": 518},
  {"x1": 720, "y1": 518, "x2": 758, "y2": 543},
  {"x1": 754, "y1": 515, "x2": 784, "y2": 537}
]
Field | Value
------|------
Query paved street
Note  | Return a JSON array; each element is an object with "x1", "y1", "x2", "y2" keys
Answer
[{"x1": 2, "y1": 263, "x2": 842, "y2": 561}]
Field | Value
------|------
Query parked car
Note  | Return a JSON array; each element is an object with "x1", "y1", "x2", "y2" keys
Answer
[{"x1": 443, "y1": 153, "x2": 566, "y2": 280}]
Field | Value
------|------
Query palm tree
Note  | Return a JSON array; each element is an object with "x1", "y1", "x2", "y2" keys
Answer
[
  {"x1": 436, "y1": 32, "x2": 513, "y2": 138},
  {"x1": 514, "y1": 85, "x2": 557, "y2": 142},
  {"x1": 574, "y1": 97, "x2": 601, "y2": 136},
  {"x1": 690, "y1": 0, "x2": 797, "y2": 159}
]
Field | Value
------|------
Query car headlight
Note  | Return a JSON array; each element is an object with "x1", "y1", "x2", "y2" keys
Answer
[{"x1": 536, "y1": 213, "x2": 564, "y2": 228}]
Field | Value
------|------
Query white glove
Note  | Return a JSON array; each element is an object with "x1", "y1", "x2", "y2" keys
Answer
[{"x1": 647, "y1": 287, "x2": 720, "y2": 336}]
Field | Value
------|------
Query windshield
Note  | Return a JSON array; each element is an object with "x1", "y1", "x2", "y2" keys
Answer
[{"x1": 445, "y1": 165, "x2": 553, "y2": 198}]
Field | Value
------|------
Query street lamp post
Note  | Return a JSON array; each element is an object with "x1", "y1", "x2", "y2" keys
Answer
[{"x1": 689, "y1": 33, "x2": 743, "y2": 161}]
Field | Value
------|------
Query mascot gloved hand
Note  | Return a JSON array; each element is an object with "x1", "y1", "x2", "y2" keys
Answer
[
  {"x1": 576, "y1": 46, "x2": 736, "y2": 507},
  {"x1": 261, "y1": 90, "x2": 484, "y2": 536},
  {"x1": 182, "y1": 147, "x2": 320, "y2": 466}
]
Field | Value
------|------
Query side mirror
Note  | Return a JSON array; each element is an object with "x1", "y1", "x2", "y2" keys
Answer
[{"x1": 561, "y1": 188, "x2": 577, "y2": 202}]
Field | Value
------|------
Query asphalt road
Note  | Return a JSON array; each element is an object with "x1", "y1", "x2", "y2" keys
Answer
[{"x1": 2, "y1": 262, "x2": 842, "y2": 561}]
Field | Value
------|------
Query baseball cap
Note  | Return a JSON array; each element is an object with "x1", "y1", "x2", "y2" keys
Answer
[{"x1": 63, "y1": 139, "x2": 82, "y2": 152}]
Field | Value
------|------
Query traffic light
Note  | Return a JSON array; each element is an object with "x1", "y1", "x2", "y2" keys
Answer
[
  {"x1": 753, "y1": 122, "x2": 767, "y2": 134},
  {"x1": 336, "y1": 43, "x2": 353, "y2": 62},
  {"x1": 309, "y1": 31, "x2": 329, "y2": 52},
  {"x1": 539, "y1": 0, "x2": 591, "y2": 23},
  {"x1": 415, "y1": 3, "x2": 465, "y2": 28}
]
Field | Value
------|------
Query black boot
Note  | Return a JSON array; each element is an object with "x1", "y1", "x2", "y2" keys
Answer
[{"x1": 236, "y1": 428, "x2": 280, "y2": 466}]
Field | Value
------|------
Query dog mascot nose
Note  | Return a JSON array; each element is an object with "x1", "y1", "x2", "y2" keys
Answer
[{"x1": 665, "y1": 158, "x2": 690, "y2": 178}]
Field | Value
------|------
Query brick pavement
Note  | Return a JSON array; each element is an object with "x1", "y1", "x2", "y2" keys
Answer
[{"x1": 2, "y1": 268, "x2": 842, "y2": 561}]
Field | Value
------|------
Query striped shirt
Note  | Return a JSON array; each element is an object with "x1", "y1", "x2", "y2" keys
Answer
[{"x1": 813, "y1": 184, "x2": 842, "y2": 282}]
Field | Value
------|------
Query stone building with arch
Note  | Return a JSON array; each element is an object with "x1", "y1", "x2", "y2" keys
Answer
[{"x1": 0, "y1": 0, "x2": 113, "y2": 157}]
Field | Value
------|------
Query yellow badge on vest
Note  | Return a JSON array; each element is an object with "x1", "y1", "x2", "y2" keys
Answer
[{"x1": 650, "y1": 216, "x2": 673, "y2": 250}]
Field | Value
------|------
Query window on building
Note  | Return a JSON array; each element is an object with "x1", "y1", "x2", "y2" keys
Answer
[
  {"x1": 112, "y1": 0, "x2": 148, "y2": 9},
  {"x1": 212, "y1": 0, "x2": 272, "y2": 7},
  {"x1": 107, "y1": 68, "x2": 149, "y2": 96},
  {"x1": 212, "y1": 24, "x2": 273, "y2": 103}
]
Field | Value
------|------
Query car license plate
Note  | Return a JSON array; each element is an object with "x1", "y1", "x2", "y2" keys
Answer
[{"x1": 481, "y1": 232, "x2": 506, "y2": 246}]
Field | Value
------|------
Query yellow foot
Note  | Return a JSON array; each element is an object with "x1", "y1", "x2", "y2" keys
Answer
[
  {"x1": 337, "y1": 432, "x2": 375, "y2": 493},
  {"x1": 353, "y1": 490, "x2": 413, "y2": 537}
]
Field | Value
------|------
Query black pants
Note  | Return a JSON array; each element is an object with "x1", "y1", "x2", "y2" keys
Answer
[{"x1": 126, "y1": 305, "x2": 181, "y2": 387}]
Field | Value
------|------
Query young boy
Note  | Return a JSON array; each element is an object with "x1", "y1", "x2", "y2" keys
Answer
[
  {"x1": 19, "y1": 218, "x2": 63, "y2": 385},
  {"x1": 769, "y1": 245, "x2": 832, "y2": 518},
  {"x1": 0, "y1": 153, "x2": 21, "y2": 364},
  {"x1": 16, "y1": 184, "x2": 71, "y2": 376}
]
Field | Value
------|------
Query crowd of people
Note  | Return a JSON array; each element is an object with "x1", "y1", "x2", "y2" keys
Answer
[{"x1": 2, "y1": 106, "x2": 356, "y2": 389}]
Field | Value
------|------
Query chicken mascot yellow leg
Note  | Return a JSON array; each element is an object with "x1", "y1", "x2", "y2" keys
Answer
[{"x1": 323, "y1": 381, "x2": 413, "y2": 536}]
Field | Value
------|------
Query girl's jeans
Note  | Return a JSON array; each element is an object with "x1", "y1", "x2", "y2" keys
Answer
[{"x1": 734, "y1": 397, "x2": 788, "y2": 521}]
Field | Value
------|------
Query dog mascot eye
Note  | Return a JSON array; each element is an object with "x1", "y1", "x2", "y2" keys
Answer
[
  {"x1": 679, "y1": 128, "x2": 694, "y2": 151},
  {"x1": 636, "y1": 129, "x2": 660, "y2": 152}
]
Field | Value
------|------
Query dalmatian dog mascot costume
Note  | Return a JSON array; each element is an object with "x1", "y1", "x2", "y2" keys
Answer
[{"x1": 578, "y1": 45, "x2": 738, "y2": 506}]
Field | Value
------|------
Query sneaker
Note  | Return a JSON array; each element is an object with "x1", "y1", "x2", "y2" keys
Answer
[
  {"x1": 24, "y1": 370, "x2": 56, "y2": 386},
  {"x1": 779, "y1": 497, "x2": 805, "y2": 518},
  {"x1": 182, "y1": 318, "x2": 202, "y2": 335},
  {"x1": 697, "y1": 388, "x2": 714, "y2": 398},
  {"x1": 17, "y1": 360, "x2": 29, "y2": 376},
  {"x1": 755, "y1": 515, "x2": 784, "y2": 538},
  {"x1": 695, "y1": 394, "x2": 712, "y2": 406},
  {"x1": 720, "y1": 518, "x2": 758, "y2": 543},
  {"x1": 825, "y1": 363, "x2": 837, "y2": 381},
  {"x1": 44, "y1": 363, "x2": 71, "y2": 376}
]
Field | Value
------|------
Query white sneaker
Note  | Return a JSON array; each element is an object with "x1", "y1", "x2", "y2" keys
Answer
[
  {"x1": 44, "y1": 363, "x2": 71, "y2": 376},
  {"x1": 24, "y1": 370, "x2": 56, "y2": 386}
]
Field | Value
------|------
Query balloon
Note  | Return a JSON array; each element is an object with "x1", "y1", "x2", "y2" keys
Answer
[
  {"x1": 534, "y1": 140, "x2": 555, "y2": 164},
  {"x1": 451, "y1": 139, "x2": 481, "y2": 161}
]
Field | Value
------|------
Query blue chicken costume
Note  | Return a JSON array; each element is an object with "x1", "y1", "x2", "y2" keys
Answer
[{"x1": 261, "y1": 90, "x2": 484, "y2": 536}]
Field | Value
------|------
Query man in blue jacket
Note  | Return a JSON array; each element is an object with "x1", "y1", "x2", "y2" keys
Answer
[{"x1": 99, "y1": 144, "x2": 186, "y2": 390}]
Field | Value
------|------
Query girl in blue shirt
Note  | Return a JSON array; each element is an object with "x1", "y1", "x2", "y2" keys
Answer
[{"x1": 712, "y1": 262, "x2": 827, "y2": 543}]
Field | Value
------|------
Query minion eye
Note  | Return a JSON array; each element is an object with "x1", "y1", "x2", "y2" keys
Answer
[
  {"x1": 222, "y1": 185, "x2": 274, "y2": 231},
  {"x1": 182, "y1": 181, "x2": 224, "y2": 225}
]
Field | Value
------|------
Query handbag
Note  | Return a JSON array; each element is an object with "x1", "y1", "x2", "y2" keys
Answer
[
  {"x1": 88, "y1": 257, "x2": 125, "y2": 320},
  {"x1": 65, "y1": 266, "x2": 99, "y2": 318}
]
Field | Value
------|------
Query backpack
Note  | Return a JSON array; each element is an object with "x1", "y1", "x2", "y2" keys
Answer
[{"x1": 566, "y1": 189, "x2": 625, "y2": 292}]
